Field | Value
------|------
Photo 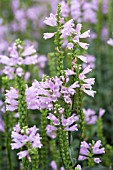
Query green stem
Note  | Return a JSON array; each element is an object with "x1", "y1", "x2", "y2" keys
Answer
[
  {"x1": 88, "y1": 157, "x2": 94, "y2": 168},
  {"x1": 0, "y1": 132, "x2": 3, "y2": 169},
  {"x1": 50, "y1": 139, "x2": 59, "y2": 167},
  {"x1": 17, "y1": 76, "x2": 27, "y2": 129},
  {"x1": 30, "y1": 148, "x2": 39, "y2": 170},
  {"x1": 108, "y1": 0, "x2": 113, "y2": 37},
  {"x1": 76, "y1": 88, "x2": 85, "y2": 162},
  {"x1": 17, "y1": 76, "x2": 28, "y2": 169},
  {"x1": 96, "y1": 0, "x2": 103, "y2": 42},
  {"x1": 48, "y1": 53, "x2": 56, "y2": 77},
  {"x1": 97, "y1": 118, "x2": 106, "y2": 145},
  {"x1": 2, "y1": 76, "x2": 13, "y2": 170},
  {"x1": 58, "y1": 126, "x2": 73, "y2": 170},
  {"x1": 54, "y1": 4, "x2": 64, "y2": 77},
  {"x1": 40, "y1": 110, "x2": 48, "y2": 170},
  {"x1": 22, "y1": 157, "x2": 29, "y2": 170}
]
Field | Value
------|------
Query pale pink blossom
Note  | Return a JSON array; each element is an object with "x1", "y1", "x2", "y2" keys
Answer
[
  {"x1": 107, "y1": 38, "x2": 113, "y2": 46},
  {"x1": 43, "y1": 13, "x2": 57, "y2": 27},
  {"x1": 17, "y1": 150, "x2": 29, "y2": 159},
  {"x1": 78, "y1": 55, "x2": 87, "y2": 63},
  {"x1": 43, "y1": 33, "x2": 55, "y2": 40}
]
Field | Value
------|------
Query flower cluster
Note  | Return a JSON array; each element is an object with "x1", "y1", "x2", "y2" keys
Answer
[
  {"x1": 67, "y1": 65, "x2": 96, "y2": 97},
  {"x1": 82, "y1": 54, "x2": 95, "y2": 69},
  {"x1": 79, "y1": 140, "x2": 105, "y2": 164},
  {"x1": 46, "y1": 113, "x2": 78, "y2": 138},
  {"x1": 61, "y1": 0, "x2": 98, "y2": 24},
  {"x1": 11, "y1": 124, "x2": 42, "y2": 159},
  {"x1": 26, "y1": 76, "x2": 79, "y2": 110},
  {"x1": 83, "y1": 108, "x2": 105, "y2": 125},
  {"x1": 43, "y1": 13, "x2": 90, "y2": 50},
  {"x1": 5, "y1": 75, "x2": 79, "y2": 112},
  {"x1": 0, "y1": 41, "x2": 38, "y2": 79}
]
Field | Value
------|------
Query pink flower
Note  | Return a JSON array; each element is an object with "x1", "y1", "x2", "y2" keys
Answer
[
  {"x1": 79, "y1": 65, "x2": 92, "y2": 80},
  {"x1": 78, "y1": 55, "x2": 87, "y2": 63},
  {"x1": 47, "y1": 113, "x2": 60, "y2": 125},
  {"x1": 61, "y1": 19, "x2": 75, "y2": 38},
  {"x1": 78, "y1": 42, "x2": 89, "y2": 50},
  {"x1": 43, "y1": 13, "x2": 57, "y2": 27},
  {"x1": 67, "y1": 43, "x2": 74, "y2": 49},
  {"x1": 79, "y1": 30, "x2": 90, "y2": 39},
  {"x1": 79, "y1": 140, "x2": 105, "y2": 163},
  {"x1": 71, "y1": 0, "x2": 81, "y2": 22},
  {"x1": 43, "y1": 33, "x2": 55, "y2": 40},
  {"x1": 107, "y1": 38, "x2": 113, "y2": 46},
  {"x1": 11, "y1": 124, "x2": 42, "y2": 158},
  {"x1": 17, "y1": 150, "x2": 29, "y2": 159},
  {"x1": 50, "y1": 161, "x2": 57, "y2": 170},
  {"x1": 16, "y1": 67, "x2": 24, "y2": 77},
  {"x1": 76, "y1": 164, "x2": 82, "y2": 170},
  {"x1": 82, "y1": 54, "x2": 95, "y2": 69},
  {"x1": 92, "y1": 140, "x2": 105, "y2": 154},
  {"x1": 0, "y1": 115, "x2": 4, "y2": 132},
  {"x1": 60, "y1": 1, "x2": 70, "y2": 18},
  {"x1": 22, "y1": 45, "x2": 36, "y2": 56},
  {"x1": 99, "y1": 108, "x2": 105, "y2": 118},
  {"x1": 64, "y1": 124, "x2": 78, "y2": 131},
  {"x1": 5, "y1": 87, "x2": 18, "y2": 111},
  {"x1": 65, "y1": 69, "x2": 75, "y2": 76},
  {"x1": 83, "y1": 108, "x2": 97, "y2": 124},
  {"x1": 0, "y1": 55, "x2": 10, "y2": 65},
  {"x1": 46, "y1": 125, "x2": 57, "y2": 139},
  {"x1": 61, "y1": 114, "x2": 78, "y2": 131},
  {"x1": 73, "y1": 23, "x2": 90, "y2": 49},
  {"x1": 94, "y1": 158, "x2": 101, "y2": 164},
  {"x1": 82, "y1": 89, "x2": 96, "y2": 97},
  {"x1": 50, "y1": 160, "x2": 65, "y2": 170}
]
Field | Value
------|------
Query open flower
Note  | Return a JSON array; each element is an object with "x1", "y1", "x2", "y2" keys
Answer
[
  {"x1": 79, "y1": 140, "x2": 105, "y2": 164},
  {"x1": 11, "y1": 124, "x2": 42, "y2": 159},
  {"x1": 46, "y1": 113, "x2": 78, "y2": 138},
  {"x1": 73, "y1": 23, "x2": 90, "y2": 49},
  {"x1": 5, "y1": 87, "x2": 18, "y2": 111},
  {"x1": 43, "y1": 13, "x2": 57, "y2": 27}
]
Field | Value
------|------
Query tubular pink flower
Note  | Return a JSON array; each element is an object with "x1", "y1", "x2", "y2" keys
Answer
[
  {"x1": 46, "y1": 125, "x2": 57, "y2": 139},
  {"x1": 43, "y1": 33, "x2": 55, "y2": 40},
  {"x1": 11, "y1": 124, "x2": 42, "y2": 152},
  {"x1": 99, "y1": 108, "x2": 105, "y2": 118},
  {"x1": 79, "y1": 65, "x2": 92, "y2": 80},
  {"x1": 43, "y1": 13, "x2": 57, "y2": 27},
  {"x1": 5, "y1": 87, "x2": 18, "y2": 111},
  {"x1": 94, "y1": 158, "x2": 101, "y2": 164},
  {"x1": 47, "y1": 113, "x2": 60, "y2": 125},
  {"x1": 82, "y1": 89, "x2": 96, "y2": 97},
  {"x1": 77, "y1": 55, "x2": 87, "y2": 63},
  {"x1": 78, "y1": 42, "x2": 89, "y2": 50},
  {"x1": 83, "y1": 108, "x2": 97, "y2": 125},
  {"x1": 79, "y1": 30, "x2": 90, "y2": 38},
  {"x1": 17, "y1": 150, "x2": 29, "y2": 159},
  {"x1": 107, "y1": 38, "x2": 113, "y2": 46},
  {"x1": 22, "y1": 45, "x2": 36, "y2": 56},
  {"x1": 79, "y1": 140, "x2": 105, "y2": 163},
  {"x1": 50, "y1": 161, "x2": 57, "y2": 170}
]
